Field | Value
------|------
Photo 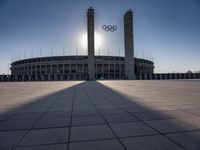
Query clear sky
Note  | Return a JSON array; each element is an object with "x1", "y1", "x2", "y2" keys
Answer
[{"x1": 0, "y1": 0, "x2": 199, "y2": 74}]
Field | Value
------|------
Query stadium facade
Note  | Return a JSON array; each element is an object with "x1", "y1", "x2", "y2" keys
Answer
[{"x1": 10, "y1": 7, "x2": 154, "y2": 81}]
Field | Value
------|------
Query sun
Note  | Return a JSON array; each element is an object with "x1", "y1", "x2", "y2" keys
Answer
[{"x1": 81, "y1": 32, "x2": 102, "y2": 49}]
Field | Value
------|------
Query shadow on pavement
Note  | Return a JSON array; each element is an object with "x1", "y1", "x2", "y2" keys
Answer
[{"x1": 0, "y1": 81, "x2": 199, "y2": 150}]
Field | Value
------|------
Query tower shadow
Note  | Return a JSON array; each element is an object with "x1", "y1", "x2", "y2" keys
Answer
[{"x1": 0, "y1": 81, "x2": 199, "y2": 150}]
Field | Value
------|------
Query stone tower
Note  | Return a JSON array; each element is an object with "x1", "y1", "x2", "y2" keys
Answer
[
  {"x1": 124, "y1": 9, "x2": 136, "y2": 80},
  {"x1": 87, "y1": 7, "x2": 95, "y2": 80}
]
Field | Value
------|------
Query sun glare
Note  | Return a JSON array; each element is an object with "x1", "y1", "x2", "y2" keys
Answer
[{"x1": 81, "y1": 32, "x2": 102, "y2": 49}]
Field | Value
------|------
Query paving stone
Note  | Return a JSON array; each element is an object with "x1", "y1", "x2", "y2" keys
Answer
[
  {"x1": 0, "y1": 113, "x2": 17, "y2": 121},
  {"x1": 104, "y1": 113, "x2": 139, "y2": 123},
  {"x1": 123, "y1": 106, "x2": 150, "y2": 113},
  {"x1": 70, "y1": 124, "x2": 115, "y2": 142},
  {"x1": 69, "y1": 139, "x2": 124, "y2": 150},
  {"x1": 146, "y1": 119, "x2": 197, "y2": 133},
  {"x1": 163, "y1": 110, "x2": 196, "y2": 119},
  {"x1": 99, "y1": 108, "x2": 127, "y2": 115},
  {"x1": 53, "y1": 102, "x2": 73, "y2": 107},
  {"x1": 184, "y1": 109, "x2": 200, "y2": 117},
  {"x1": 0, "y1": 130, "x2": 27, "y2": 150},
  {"x1": 48, "y1": 106, "x2": 71, "y2": 112},
  {"x1": 166, "y1": 131, "x2": 200, "y2": 150},
  {"x1": 28, "y1": 105, "x2": 51, "y2": 109},
  {"x1": 0, "y1": 107, "x2": 23, "y2": 115},
  {"x1": 110, "y1": 122, "x2": 158, "y2": 138},
  {"x1": 33, "y1": 117, "x2": 70, "y2": 128},
  {"x1": 18, "y1": 128, "x2": 69, "y2": 146},
  {"x1": 22, "y1": 107, "x2": 48, "y2": 113},
  {"x1": 72, "y1": 115, "x2": 106, "y2": 126},
  {"x1": 95, "y1": 105, "x2": 119, "y2": 110},
  {"x1": 0, "y1": 121, "x2": 4, "y2": 125},
  {"x1": 73, "y1": 106, "x2": 96, "y2": 110},
  {"x1": 133, "y1": 111, "x2": 173, "y2": 121},
  {"x1": 121, "y1": 135, "x2": 184, "y2": 150},
  {"x1": 177, "y1": 117, "x2": 200, "y2": 129},
  {"x1": 73, "y1": 102, "x2": 91, "y2": 106},
  {"x1": 10, "y1": 112, "x2": 43, "y2": 120},
  {"x1": 13, "y1": 144, "x2": 68, "y2": 150},
  {"x1": 0, "y1": 119, "x2": 37, "y2": 131},
  {"x1": 72, "y1": 109, "x2": 99, "y2": 117},
  {"x1": 42, "y1": 111, "x2": 71, "y2": 119}
]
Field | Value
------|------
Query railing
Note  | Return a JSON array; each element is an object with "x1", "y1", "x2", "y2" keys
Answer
[
  {"x1": 137, "y1": 73, "x2": 200, "y2": 80},
  {"x1": 0, "y1": 73, "x2": 200, "y2": 82}
]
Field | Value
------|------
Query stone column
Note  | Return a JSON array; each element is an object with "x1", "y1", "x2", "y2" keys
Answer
[
  {"x1": 149, "y1": 74, "x2": 152, "y2": 80},
  {"x1": 102, "y1": 64, "x2": 104, "y2": 79},
  {"x1": 42, "y1": 75, "x2": 44, "y2": 81},
  {"x1": 124, "y1": 10, "x2": 136, "y2": 80},
  {"x1": 154, "y1": 74, "x2": 158, "y2": 80},
  {"x1": 119, "y1": 63, "x2": 121, "y2": 79},
  {"x1": 35, "y1": 75, "x2": 38, "y2": 81},
  {"x1": 87, "y1": 7, "x2": 95, "y2": 80},
  {"x1": 184, "y1": 73, "x2": 187, "y2": 79},
  {"x1": 174, "y1": 74, "x2": 177, "y2": 79},
  {"x1": 22, "y1": 75, "x2": 25, "y2": 81},
  {"x1": 165, "y1": 74, "x2": 168, "y2": 80},
  {"x1": 48, "y1": 75, "x2": 51, "y2": 81},
  {"x1": 28, "y1": 75, "x2": 31, "y2": 81},
  {"x1": 168, "y1": 74, "x2": 171, "y2": 79},
  {"x1": 55, "y1": 74, "x2": 57, "y2": 81},
  {"x1": 8, "y1": 75, "x2": 11, "y2": 82}
]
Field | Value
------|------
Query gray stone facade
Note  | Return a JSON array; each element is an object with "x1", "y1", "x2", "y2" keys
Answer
[
  {"x1": 124, "y1": 10, "x2": 136, "y2": 80},
  {"x1": 87, "y1": 7, "x2": 95, "y2": 80},
  {"x1": 9, "y1": 56, "x2": 154, "y2": 81}
]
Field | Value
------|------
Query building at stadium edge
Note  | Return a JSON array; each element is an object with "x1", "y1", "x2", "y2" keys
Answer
[{"x1": 10, "y1": 7, "x2": 154, "y2": 81}]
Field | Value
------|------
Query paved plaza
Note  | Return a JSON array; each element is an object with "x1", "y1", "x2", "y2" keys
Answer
[{"x1": 0, "y1": 80, "x2": 200, "y2": 150}]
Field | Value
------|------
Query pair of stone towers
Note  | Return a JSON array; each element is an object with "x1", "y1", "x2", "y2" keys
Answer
[{"x1": 87, "y1": 7, "x2": 135, "y2": 80}]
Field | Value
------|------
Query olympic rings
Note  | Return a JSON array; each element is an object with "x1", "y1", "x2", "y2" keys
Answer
[{"x1": 102, "y1": 25, "x2": 117, "y2": 32}]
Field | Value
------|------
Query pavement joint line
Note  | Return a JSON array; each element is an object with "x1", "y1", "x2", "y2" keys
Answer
[
  {"x1": 179, "y1": 118, "x2": 200, "y2": 127},
  {"x1": 67, "y1": 86, "x2": 76, "y2": 150},
  {"x1": 181, "y1": 109, "x2": 200, "y2": 117},
  {"x1": 68, "y1": 133, "x2": 160, "y2": 143},
  {"x1": 0, "y1": 112, "x2": 20, "y2": 122},
  {"x1": 14, "y1": 141, "x2": 68, "y2": 148},
  {"x1": 87, "y1": 82, "x2": 188, "y2": 150},
  {"x1": 10, "y1": 88, "x2": 68, "y2": 150},
  {"x1": 70, "y1": 137, "x2": 120, "y2": 143},
  {"x1": 125, "y1": 111, "x2": 195, "y2": 150},
  {"x1": 82, "y1": 83, "x2": 128, "y2": 150},
  {"x1": 7, "y1": 129, "x2": 200, "y2": 149},
  {"x1": 163, "y1": 129, "x2": 200, "y2": 135},
  {"x1": 13, "y1": 132, "x2": 184, "y2": 148},
  {"x1": 71, "y1": 122, "x2": 107, "y2": 127},
  {"x1": 0, "y1": 126, "x2": 69, "y2": 132},
  {"x1": 1, "y1": 125, "x2": 200, "y2": 134}
]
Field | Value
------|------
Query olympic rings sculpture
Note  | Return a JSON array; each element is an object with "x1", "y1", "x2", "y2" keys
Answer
[{"x1": 102, "y1": 25, "x2": 117, "y2": 32}]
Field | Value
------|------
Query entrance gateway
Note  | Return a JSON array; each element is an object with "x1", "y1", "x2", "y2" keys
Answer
[{"x1": 87, "y1": 7, "x2": 136, "y2": 80}]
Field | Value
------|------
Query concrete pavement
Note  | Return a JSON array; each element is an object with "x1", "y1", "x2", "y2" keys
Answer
[{"x1": 0, "y1": 80, "x2": 200, "y2": 150}]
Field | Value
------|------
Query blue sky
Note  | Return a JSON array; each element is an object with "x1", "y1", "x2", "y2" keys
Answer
[{"x1": 0, "y1": 0, "x2": 199, "y2": 74}]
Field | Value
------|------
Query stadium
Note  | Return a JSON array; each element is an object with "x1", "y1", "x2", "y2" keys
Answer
[
  {"x1": 10, "y1": 7, "x2": 154, "y2": 81},
  {"x1": 10, "y1": 56, "x2": 154, "y2": 81}
]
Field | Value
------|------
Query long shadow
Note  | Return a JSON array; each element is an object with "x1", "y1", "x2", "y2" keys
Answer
[
  {"x1": 0, "y1": 81, "x2": 83, "y2": 150},
  {"x1": 0, "y1": 81, "x2": 199, "y2": 150},
  {"x1": 79, "y1": 81, "x2": 200, "y2": 150}
]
